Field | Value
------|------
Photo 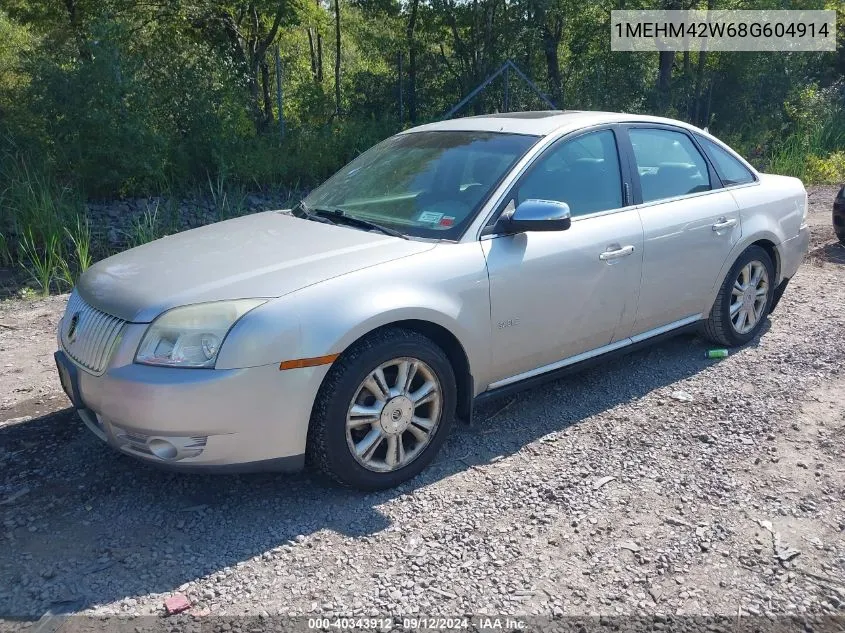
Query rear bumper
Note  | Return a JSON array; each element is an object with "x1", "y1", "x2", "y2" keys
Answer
[
  {"x1": 779, "y1": 224, "x2": 810, "y2": 281},
  {"x1": 768, "y1": 278, "x2": 790, "y2": 315},
  {"x1": 55, "y1": 345, "x2": 328, "y2": 472}
]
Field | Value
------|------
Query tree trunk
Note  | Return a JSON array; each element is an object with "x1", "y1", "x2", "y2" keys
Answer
[
  {"x1": 261, "y1": 59, "x2": 274, "y2": 128},
  {"x1": 62, "y1": 0, "x2": 91, "y2": 61},
  {"x1": 542, "y1": 18, "x2": 563, "y2": 106},
  {"x1": 692, "y1": 49, "x2": 706, "y2": 126},
  {"x1": 317, "y1": 32, "x2": 324, "y2": 82},
  {"x1": 247, "y1": 69, "x2": 263, "y2": 130},
  {"x1": 308, "y1": 28, "x2": 318, "y2": 79},
  {"x1": 334, "y1": 0, "x2": 341, "y2": 114},
  {"x1": 406, "y1": 0, "x2": 419, "y2": 123},
  {"x1": 656, "y1": 50, "x2": 675, "y2": 113},
  {"x1": 308, "y1": 0, "x2": 324, "y2": 83}
]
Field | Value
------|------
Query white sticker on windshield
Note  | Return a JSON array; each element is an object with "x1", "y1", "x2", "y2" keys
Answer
[{"x1": 418, "y1": 211, "x2": 443, "y2": 224}]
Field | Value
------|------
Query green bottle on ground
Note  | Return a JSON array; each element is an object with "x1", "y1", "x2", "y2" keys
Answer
[{"x1": 706, "y1": 349, "x2": 729, "y2": 359}]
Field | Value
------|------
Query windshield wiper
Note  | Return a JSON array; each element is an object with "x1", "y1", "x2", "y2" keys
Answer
[
  {"x1": 291, "y1": 201, "x2": 337, "y2": 225},
  {"x1": 310, "y1": 206, "x2": 408, "y2": 240}
]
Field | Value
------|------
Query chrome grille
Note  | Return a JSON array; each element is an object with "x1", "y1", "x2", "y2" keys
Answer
[{"x1": 61, "y1": 291, "x2": 126, "y2": 375}]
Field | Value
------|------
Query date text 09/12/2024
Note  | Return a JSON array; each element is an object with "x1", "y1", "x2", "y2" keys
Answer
[{"x1": 307, "y1": 616, "x2": 527, "y2": 630}]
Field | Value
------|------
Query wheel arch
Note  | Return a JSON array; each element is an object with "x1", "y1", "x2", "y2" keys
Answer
[
  {"x1": 704, "y1": 232, "x2": 783, "y2": 317},
  {"x1": 325, "y1": 318, "x2": 475, "y2": 422}
]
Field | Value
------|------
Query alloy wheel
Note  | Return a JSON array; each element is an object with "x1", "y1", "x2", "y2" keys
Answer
[
  {"x1": 345, "y1": 357, "x2": 442, "y2": 472},
  {"x1": 730, "y1": 260, "x2": 769, "y2": 335}
]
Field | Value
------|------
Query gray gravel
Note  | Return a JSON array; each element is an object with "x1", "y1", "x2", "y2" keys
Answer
[{"x1": 0, "y1": 187, "x2": 843, "y2": 624}]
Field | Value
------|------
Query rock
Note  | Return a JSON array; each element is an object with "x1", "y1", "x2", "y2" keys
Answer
[
  {"x1": 0, "y1": 486, "x2": 31, "y2": 505},
  {"x1": 164, "y1": 594, "x2": 191, "y2": 615},
  {"x1": 776, "y1": 547, "x2": 801, "y2": 562},
  {"x1": 670, "y1": 390, "x2": 694, "y2": 402},
  {"x1": 592, "y1": 476, "x2": 616, "y2": 490}
]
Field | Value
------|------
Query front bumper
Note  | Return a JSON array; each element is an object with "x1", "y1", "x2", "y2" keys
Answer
[{"x1": 55, "y1": 326, "x2": 328, "y2": 472}]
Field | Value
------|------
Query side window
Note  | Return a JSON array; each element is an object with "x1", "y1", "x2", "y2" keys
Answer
[
  {"x1": 698, "y1": 136, "x2": 756, "y2": 186},
  {"x1": 515, "y1": 129, "x2": 623, "y2": 216},
  {"x1": 629, "y1": 128, "x2": 711, "y2": 203}
]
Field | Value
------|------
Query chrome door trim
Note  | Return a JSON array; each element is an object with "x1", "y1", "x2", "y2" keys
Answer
[
  {"x1": 629, "y1": 314, "x2": 701, "y2": 344},
  {"x1": 486, "y1": 314, "x2": 702, "y2": 390}
]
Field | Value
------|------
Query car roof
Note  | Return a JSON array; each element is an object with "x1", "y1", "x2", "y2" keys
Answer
[{"x1": 402, "y1": 110, "x2": 705, "y2": 137}]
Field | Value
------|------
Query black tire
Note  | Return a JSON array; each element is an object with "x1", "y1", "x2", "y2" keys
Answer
[
  {"x1": 702, "y1": 245, "x2": 775, "y2": 347},
  {"x1": 306, "y1": 328, "x2": 457, "y2": 490}
]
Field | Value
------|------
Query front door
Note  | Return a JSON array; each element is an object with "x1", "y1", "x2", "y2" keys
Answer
[{"x1": 482, "y1": 128, "x2": 644, "y2": 386}]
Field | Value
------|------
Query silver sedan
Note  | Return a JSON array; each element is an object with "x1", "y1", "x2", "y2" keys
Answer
[{"x1": 55, "y1": 111, "x2": 810, "y2": 489}]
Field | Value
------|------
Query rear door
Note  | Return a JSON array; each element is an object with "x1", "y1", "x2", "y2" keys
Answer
[{"x1": 620, "y1": 125, "x2": 742, "y2": 336}]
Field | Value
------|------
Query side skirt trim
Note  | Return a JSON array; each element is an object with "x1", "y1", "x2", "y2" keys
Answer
[{"x1": 476, "y1": 315, "x2": 701, "y2": 405}]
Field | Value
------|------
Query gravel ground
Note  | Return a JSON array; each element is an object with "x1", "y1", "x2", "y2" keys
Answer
[{"x1": 0, "y1": 186, "x2": 843, "y2": 627}]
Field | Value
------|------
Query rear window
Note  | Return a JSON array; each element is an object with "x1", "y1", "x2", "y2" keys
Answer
[
  {"x1": 629, "y1": 128, "x2": 711, "y2": 203},
  {"x1": 698, "y1": 136, "x2": 756, "y2": 186}
]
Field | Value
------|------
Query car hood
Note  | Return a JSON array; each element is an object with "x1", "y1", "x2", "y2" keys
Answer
[{"x1": 77, "y1": 211, "x2": 434, "y2": 322}]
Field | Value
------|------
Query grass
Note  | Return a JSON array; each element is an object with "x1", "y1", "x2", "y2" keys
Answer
[
  {"x1": 0, "y1": 120, "x2": 390, "y2": 297},
  {"x1": 18, "y1": 228, "x2": 60, "y2": 295},
  {"x1": 207, "y1": 172, "x2": 248, "y2": 221},
  {"x1": 765, "y1": 112, "x2": 845, "y2": 182},
  {"x1": 1, "y1": 152, "x2": 88, "y2": 296},
  {"x1": 125, "y1": 202, "x2": 166, "y2": 248}
]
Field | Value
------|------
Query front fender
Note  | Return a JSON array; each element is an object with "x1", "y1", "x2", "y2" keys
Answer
[{"x1": 217, "y1": 243, "x2": 494, "y2": 391}]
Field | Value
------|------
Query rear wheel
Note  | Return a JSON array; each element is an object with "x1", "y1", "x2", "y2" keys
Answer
[
  {"x1": 703, "y1": 245, "x2": 775, "y2": 347},
  {"x1": 307, "y1": 328, "x2": 456, "y2": 490}
]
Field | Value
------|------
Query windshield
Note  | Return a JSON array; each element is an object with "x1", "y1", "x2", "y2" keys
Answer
[{"x1": 301, "y1": 130, "x2": 539, "y2": 239}]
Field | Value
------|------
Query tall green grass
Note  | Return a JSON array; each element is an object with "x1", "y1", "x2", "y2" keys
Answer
[
  {"x1": 0, "y1": 152, "x2": 92, "y2": 296},
  {"x1": 766, "y1": 112, "x2": 845, "y2": 182},
  {"x1": 0, "y1": 119, "x2": 391, "y2": 297}
]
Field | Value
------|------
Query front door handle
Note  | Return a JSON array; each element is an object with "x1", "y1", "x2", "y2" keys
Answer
[
  {"x1": 599, "y1": 245, "x2": 636, "y2": 261},
  {"x1": 712, "y1": 217, "x2": 738, "y2": 231}
]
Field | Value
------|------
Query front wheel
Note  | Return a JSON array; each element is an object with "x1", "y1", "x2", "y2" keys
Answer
[
  {"x1": 703, "y1": 245, "x2": 775, "y2": 347},
  {"x1": 306, "y1": 328, "x2": 456, "y2": 490}
]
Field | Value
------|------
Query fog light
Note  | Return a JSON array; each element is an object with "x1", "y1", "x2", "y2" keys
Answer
[{"x1": 148, "y1": 438, "x2": 178, "y2": 460}]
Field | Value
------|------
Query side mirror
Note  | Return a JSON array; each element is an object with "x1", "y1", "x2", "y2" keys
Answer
[{"x1": 497, "y1": 199, "x2": 572, "y2": 234}]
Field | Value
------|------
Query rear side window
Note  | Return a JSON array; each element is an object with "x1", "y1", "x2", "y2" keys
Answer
[
  {"x1": 698, "y1": 136, "x2": 756, "y2": 186},
  {"x1": 629, "y1": 128, "x2": 711, "y2": 203}
]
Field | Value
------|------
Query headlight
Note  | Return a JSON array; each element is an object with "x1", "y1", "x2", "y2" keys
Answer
[{"x1": 135, "y1": 299, "x2": 266, "y2": 368}]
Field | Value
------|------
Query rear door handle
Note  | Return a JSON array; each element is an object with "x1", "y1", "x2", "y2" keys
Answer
[
  {"x1": 712, "y1": 217, "x2": 738, "y2": 231},
  {"x1": 599, "y1": 245, "x2": 636, "y2": 260}
]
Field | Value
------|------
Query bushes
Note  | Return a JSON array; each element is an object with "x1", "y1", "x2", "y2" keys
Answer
[
  {"x1": 757, "y1": 81, "x2": 845, "y2": 183},
  {"x1": 805, "y1": 152, "x2": 845, "y2": 184},
  {"x1": 223, "y1": 119, "x2": 396, "y2": 188}
]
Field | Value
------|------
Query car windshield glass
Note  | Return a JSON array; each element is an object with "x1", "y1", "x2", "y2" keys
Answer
[{"x1": 301, "y1": 131, "x2": 539, "y2": 239}]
